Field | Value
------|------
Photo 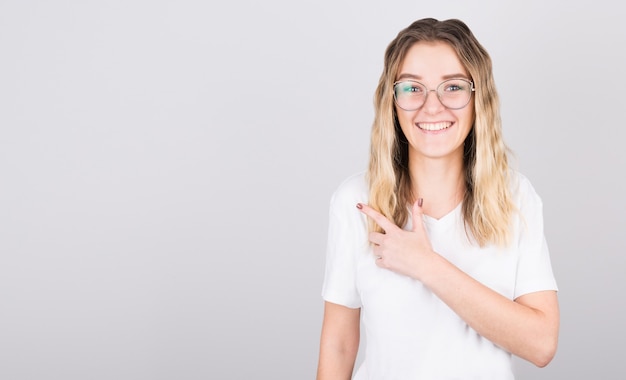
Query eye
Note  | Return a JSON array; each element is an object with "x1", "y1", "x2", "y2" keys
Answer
[
  {"x1": 444, "y1": 84, "x2": 463, "y2": 92},
  {"x1": 407, "y1": 85, "x2": 422, "y2": 93},
  {"x1": 442, "y1": 80, "x2": 469, "y2": 93},
  {"x1": 396, "y1": 81, "x2": 425, "y2": 95}
]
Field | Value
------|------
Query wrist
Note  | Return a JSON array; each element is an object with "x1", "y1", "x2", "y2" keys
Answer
[{"x1": 416, "y1": 250, "x2": 445, "y2": 285}]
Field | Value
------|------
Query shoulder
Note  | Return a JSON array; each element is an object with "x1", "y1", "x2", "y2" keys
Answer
[
  {"x1": 329, "y1": 171, "x2": 369, "y2": 211},
  {"x1": 508, "y1": 170, "x2": 544, "y2": 211}
]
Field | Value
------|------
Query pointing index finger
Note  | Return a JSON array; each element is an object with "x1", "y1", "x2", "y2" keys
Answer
[{"x1": 356, "y1": 203, "x2": 396, "y2": 232}]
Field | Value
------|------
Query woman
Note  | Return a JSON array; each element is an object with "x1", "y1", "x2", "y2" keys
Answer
[{"x1": 316, "y1": 18, "x2": 559, "y2": 379}]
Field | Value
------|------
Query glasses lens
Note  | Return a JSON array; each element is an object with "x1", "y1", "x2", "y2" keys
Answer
[
  {"x1": 394, "y1": 81, "x2": 427, "y2": 111},
  {"x1": 437, "y1": 79, "x2": 473, "y2": 109}
]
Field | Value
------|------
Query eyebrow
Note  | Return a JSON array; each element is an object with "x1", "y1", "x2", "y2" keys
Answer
[{"x1": 396, "y1": 73, "x2": 470, "y2": 81}]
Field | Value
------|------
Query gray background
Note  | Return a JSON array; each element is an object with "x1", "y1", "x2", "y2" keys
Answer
[{"x1": 1, "y1": 0, "x2": 624, "y2": 379}]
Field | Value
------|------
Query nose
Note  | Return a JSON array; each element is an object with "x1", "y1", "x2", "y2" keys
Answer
[{"x1": 422, "y1": 89, "x2": 445, "y2": 114}]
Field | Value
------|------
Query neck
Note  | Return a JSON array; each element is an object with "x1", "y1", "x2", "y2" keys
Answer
[{"x1": 409, "y1": 155, "x2": 466, "y2": 219}]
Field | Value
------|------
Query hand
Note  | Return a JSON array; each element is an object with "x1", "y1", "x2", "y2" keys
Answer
[{"x1": 357, "y1": 199, "x2": 436, "y2": 280}]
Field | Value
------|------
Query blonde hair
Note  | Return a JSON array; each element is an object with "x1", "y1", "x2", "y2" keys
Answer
[{"x1": 367, "y1": 18, "x2": 514, "y2": 247}]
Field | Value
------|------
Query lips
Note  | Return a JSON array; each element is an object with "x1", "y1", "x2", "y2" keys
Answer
[{"x1": 416, "y1": 122, "x2": 452, "y2": 131}]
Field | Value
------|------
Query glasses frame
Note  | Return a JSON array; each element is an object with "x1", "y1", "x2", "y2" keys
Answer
[{"x1": 393, "y1": 78, "x2": 476, "y2": 111}]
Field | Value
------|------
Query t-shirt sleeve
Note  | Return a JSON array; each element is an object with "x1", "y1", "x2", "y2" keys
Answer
[
  {"x1": 513, "y1": 176, "x2": 558, "y2": 299},
  {"x1": 321, "y1": 177, "x2": 367, "y2": 309}
]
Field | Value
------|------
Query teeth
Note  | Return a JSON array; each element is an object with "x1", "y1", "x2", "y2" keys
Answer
[{"x1": 418, "y1": 122, "x2": 452, "y2": 131}]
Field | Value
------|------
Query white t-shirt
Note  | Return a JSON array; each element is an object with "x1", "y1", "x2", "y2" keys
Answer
[{"x1": 322, "y1": 170, "x2": 558, "y2": 380}]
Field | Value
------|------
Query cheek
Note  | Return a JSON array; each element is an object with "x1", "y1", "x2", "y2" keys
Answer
[
  {"x1": 397, "y1": 118, "x2": 415, "y2": 142},
  {"x1": 458, "y1": 109, "x2": 475, "y2": 134},
  {"x1": 395, "y1": 109, "x2": 415, "y2": 133}
]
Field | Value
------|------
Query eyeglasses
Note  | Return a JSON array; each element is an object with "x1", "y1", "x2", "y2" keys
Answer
[{"x1": 393, "y1": 78, "x2": 475, "y2": 111}]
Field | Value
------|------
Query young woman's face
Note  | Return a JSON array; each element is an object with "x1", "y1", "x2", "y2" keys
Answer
[{"x1": 394, "y1": 41, "x2": 475, "y2": 163}]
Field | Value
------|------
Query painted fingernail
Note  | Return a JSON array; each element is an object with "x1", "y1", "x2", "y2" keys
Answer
[
  {"x1": 356, "y1": 203, "x2": 363, "y2": 209},
  {"x1": 418, "y1": 198, "x2": 423, "y2": 207}
]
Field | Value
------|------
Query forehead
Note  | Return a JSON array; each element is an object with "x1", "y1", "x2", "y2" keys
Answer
[{"x1": 397, "y1": 41, "x2": 468, "y2": 80}]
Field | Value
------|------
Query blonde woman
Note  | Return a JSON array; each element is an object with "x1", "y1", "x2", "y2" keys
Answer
[{"x1": 317, "y1": 18, "x2": 559, "y2": 379}]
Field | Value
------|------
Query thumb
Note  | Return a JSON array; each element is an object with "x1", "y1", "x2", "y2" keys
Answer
[{"x1": 412, "y1": 197, "x2": 424, "y2": 232}]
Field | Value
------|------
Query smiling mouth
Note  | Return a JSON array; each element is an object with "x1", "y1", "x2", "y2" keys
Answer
[{"x1": 417, "y1": 122, "x2": 452, "y2": 131}]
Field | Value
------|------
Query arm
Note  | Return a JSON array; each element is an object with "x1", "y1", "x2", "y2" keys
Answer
[
  {"x1": 316, "y1": 301, "x2": 360, "y2": 380},
  {"x1": 421, "y1": 254, "x2": 559, "y2": 367},
  {"x1": 358, "y1": 201, "x2": 559, "y2": 367}
]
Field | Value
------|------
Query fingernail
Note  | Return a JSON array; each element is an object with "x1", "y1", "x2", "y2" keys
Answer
[
  {"x1": 356, "y1": 203, "x2": 363, "y2": 209},
  {"x1": 418, "y1": 198, "x2": 423, "y2": 207}
]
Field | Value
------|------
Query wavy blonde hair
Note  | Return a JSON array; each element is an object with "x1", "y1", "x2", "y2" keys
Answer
[{"x1": 367, "y1": 18, "x2": 514, "y2": 247}]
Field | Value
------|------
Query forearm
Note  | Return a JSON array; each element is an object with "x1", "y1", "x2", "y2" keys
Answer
[
  {"x1": 316, "y1": 343, "x2": 358, "y2": 380},
  {"x1": 420, "y1": 252, "x2": 559, "y2": 367}
]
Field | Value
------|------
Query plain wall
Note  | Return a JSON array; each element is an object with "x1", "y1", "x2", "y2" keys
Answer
[{"x1": 1, "y1": 0, "x2": 625, "y2": 379}]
